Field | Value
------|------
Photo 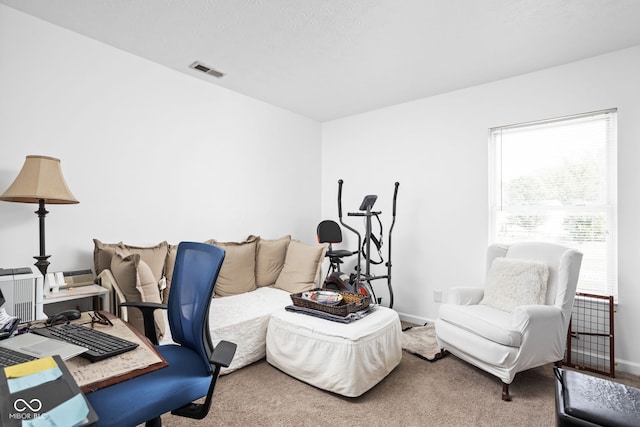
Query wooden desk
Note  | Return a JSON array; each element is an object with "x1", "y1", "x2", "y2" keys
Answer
[{"x1": 63, "y1": 311, "x2": 168, "y2": 394}]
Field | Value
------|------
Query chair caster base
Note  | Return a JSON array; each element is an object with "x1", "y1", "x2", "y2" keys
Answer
[
  {"x1": 145, "y1": 416, "x2": 161, "y2": 427},
  {"x1": 172, "y1": 402, "x2": 208, "y2": 420}
]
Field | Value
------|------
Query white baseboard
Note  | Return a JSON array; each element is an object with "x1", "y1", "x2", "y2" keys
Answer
[
  {"x1": 615, "y1": 358, "x2": 640, "y2": 376},
  {"x1": 396, "y1": 311, "x2": 434, "y2": 326}
]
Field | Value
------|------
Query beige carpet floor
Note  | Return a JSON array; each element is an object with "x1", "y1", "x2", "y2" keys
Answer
[{"x1": 157, "y1": 345, "x2": 640, "y2": 427}]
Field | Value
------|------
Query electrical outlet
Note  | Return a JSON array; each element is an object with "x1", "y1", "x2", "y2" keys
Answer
[{"x1": 433, "y1": 289, "x2": 443, "y2": 303}]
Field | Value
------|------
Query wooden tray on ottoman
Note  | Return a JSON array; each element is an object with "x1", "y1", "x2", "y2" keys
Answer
[{"x1": 290, "y1": 289, "x2": 371, "y2": 317}]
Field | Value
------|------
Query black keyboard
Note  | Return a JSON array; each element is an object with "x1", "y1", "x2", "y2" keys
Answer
[
  {"x1": 32, "y1": 323, "x2": 139, "y2": 362},
  {"x1": 0, "y1": 346, "x2": 36, "y2": 367}
]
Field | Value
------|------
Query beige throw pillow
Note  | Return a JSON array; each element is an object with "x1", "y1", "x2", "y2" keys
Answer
[
  {"x1": 93, "y1": 239, "x2": 123, "y2": 276},
  {"x1": 110, "y1": 248, "x2": 165, "y2": 339},
  {"x1": 274, "y1": 240, "x2": 326, "y2": 293},
  {"x1": 206, "y1": 236, "x2": 258, "y2": 297},
  {"x1": 93, "y1": 239, "x2": 168, "y2": 286},
  {"x1": 122, "y1": 241, "x2": 169, "y2": 285},
  {"x1": 254, "y1": 235, "x2": 291, "y2": 287},
  {"x1": 480, "y1": 257, "x2": 549, "y2": 313}
]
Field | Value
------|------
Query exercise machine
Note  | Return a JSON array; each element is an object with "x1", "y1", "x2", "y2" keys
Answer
[{"x1": 325, "y1": 179, "x2": 399, "y2": 308}]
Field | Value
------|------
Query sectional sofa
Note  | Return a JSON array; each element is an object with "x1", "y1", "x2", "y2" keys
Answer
[{"x1": 93, "y1": 235, "x2": 327, "y2": 374}]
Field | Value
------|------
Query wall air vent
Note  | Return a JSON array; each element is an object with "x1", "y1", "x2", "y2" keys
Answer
[{"x1": 189, "y1": 61, "x2": 225, "y2": 78}]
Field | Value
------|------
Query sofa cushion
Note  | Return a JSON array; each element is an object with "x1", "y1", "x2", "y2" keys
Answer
[
  {"x1": 206, "y1": 236, "x2": 258, "y2": 297},
  {"x1": 210, "y1": 287, "x2": 292, "y2": 374},
  {"x1": 480, "y1": 257, "x2": 549, "y2": 313},
  {"x1": 274, "y1": 240, "x2": 326, "y2": 293},
  {"x1": 254, "y1": 235, "x2": 291, "y2": 287},
  {"x1": 110, "y1": 248, "x2": 165, "y2": 338}
]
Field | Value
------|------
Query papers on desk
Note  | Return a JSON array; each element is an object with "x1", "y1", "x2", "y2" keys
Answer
[
  {"x1": 65, "y1": 316, "x2": 164, "y2": 391},
  {"x1": 0, "y1": 355, "x2": 98, "y2": 427},
  {"x1": 0, "y1": 307, "x2": 16, "y2": 326}
]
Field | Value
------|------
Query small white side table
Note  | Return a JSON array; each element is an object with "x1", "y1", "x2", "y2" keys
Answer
[{"x1": 41, "y1": 285, "x2": 110, "y2": 318}]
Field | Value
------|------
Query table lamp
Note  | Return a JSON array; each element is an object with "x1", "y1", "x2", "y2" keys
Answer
[{"x1": 0, "y1": 155, "x2": 79, "y2": 276}]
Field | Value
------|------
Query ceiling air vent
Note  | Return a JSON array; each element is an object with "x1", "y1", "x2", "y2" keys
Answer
[{"x1": 189, "y1": 61, "x2": 225, "y2": 78}]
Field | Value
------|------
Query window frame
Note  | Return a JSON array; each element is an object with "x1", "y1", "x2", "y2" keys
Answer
[{"x1": 488, "y1": 109, "x2": 618, "y2": 299}]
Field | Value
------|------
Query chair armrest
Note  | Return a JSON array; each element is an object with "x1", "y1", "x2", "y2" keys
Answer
[
  {"x1": 172, "y1": 339, "x2": 238, "y2": 420},
  {"x1": 446, "y1": 287, "x2": 484, "y2": 305},
  {"x1": 120, "y1": 301, "x2": 167, "y2": 345},
  {"x1": 210, "y1": 340, "x2": 237, "y2": 368},
  {"x1": 513, "y1": 305, "x2": 566, "y2": 361},
  {"x1": 120, "y1": 301, "x2": 167, "y2": 310},
  {"x1": 512, "y1": 304, "x2": 563, "y2": 329}
]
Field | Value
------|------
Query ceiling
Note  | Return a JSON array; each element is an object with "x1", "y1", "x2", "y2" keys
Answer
[{"x1": 3, "y1": 0, "x2": 640, "y2": 122}]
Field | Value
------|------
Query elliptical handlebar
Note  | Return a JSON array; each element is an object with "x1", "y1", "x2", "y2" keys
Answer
[
  {"x1": 387, "y1": 182, "x2": 399, "y2": 308},
  {"x1": 347, "y1": 211, "x2": 381, "y2": 217},
  {"x1": 392, "y1": 182, "x2": 399, "y2": 217},
  {"x1": 338, "y1": 179, "x2": 344, "y2": 219},
  {"x1": 337, "y1": 179, "x2": 362, "y2": 284}
]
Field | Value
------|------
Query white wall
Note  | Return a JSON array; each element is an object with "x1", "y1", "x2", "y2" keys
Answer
[
  {"x1": 3, "y1": 4, "x2": 640, "y2": 375},
  {"x1": 322, "y1": 45, "x2": 640, "y2": 374},
  {"x1": 0, "y1": 5, "x2": 322, "y2": 271}
]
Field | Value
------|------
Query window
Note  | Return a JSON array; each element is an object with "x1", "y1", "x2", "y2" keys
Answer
[{"x1": 489, "y1": 109, "x2": 617, "y2": 298}]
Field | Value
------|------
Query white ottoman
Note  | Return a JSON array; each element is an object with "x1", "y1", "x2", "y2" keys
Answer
[{"x1": 266, "y1": 306, "x2": 402, "y2": 397}]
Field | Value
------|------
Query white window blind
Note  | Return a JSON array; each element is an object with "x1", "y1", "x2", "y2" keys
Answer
[{"x1": 489, "y1": 109, "x2": 617, "y2": 299}]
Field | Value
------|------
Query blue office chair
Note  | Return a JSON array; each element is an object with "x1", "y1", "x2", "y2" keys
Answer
[{"x1": 87, "y1": 241, "x2": 236, "y2": 427}]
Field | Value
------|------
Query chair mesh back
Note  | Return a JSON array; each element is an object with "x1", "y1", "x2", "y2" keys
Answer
[
  {"x1": 317, "y1": 220, "x2": 343, "y2": 244},
  {"x1": 167, "y1": 242, "x2": 225, "y2": 369}
]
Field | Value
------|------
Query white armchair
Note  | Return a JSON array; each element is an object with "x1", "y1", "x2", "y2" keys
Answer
[{"x1": 435, "y1": 242, "x2": 583, "y2": 401}]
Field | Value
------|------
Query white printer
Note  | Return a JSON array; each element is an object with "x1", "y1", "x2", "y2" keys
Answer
[{"x1": 0, "y1": 266, "x2": 45, "y2": 322}]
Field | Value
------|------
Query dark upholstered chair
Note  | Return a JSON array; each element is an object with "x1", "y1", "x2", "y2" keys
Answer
[{"x1": 554, "y1": 367, "x2": 640, "y2": 427}]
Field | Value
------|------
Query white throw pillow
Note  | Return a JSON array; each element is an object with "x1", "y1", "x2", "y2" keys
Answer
[{"x1": 480, "y1": 257, "x2": 549, "y2": 312}]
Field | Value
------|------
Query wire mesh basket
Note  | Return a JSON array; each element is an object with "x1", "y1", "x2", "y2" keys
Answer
[{"x1": 290, "y1": 289, "x2": 371, "y2": 317}]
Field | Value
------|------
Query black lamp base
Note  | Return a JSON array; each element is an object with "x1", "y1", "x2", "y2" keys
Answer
[
  {"x1": 34, "y1": 199, "x2": 50, "y2": 277},
  {"x1": 34, "y1": 255, "x2": 50, "y2": 277}
]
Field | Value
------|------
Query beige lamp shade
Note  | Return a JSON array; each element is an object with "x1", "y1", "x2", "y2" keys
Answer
[{"x1": 0, "y1": 155, "x2": 79, "y2": 204}]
